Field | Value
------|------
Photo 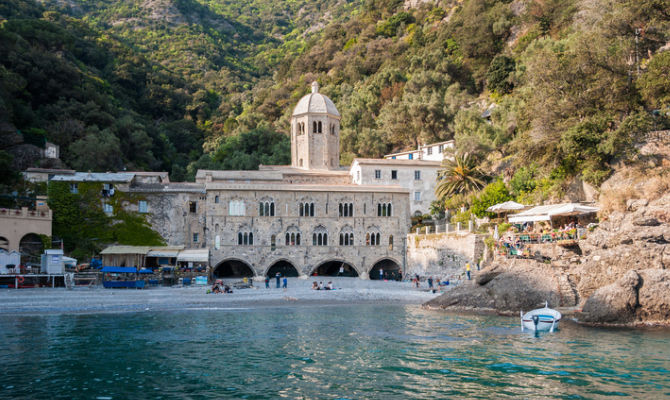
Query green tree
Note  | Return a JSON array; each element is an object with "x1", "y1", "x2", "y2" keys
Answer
[
  {"x1": 435, "y1": 153, "x2": 487, "y2": 201},
  {"x1": 486, "y1": 55, "x2": 516, "y2": 94},
  {"x1": 470, "y1": 179, "x2": 511, "y2": 217}
]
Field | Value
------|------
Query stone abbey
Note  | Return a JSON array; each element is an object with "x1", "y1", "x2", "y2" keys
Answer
[
  {"x1": 39, "y1": 82, "x2": 450, "y2": 279},
  {"x1": 142, "y1": 82, "x2": 414, "y2": 279}
]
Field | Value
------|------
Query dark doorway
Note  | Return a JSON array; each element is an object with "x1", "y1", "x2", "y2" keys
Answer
[
  {"x1": 266, "y1": 260, "x2": 299, "y2": 277},
  {"x1": 369, "y1": 259, "x2": 401, "y2": 280},
  {"x1": 213, "y1": 259, "x2": 254, "y2": 278},
  {"x1": 312, "y1": 261, "x2": 358, "y2": 277},
  {"x1": 19, "y1": 233, "x2": 43, "y2": 264}
]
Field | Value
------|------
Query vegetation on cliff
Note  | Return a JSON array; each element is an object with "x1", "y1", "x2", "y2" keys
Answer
[{"x1": 1, "y1": 0, "x2": 669, "y2": 190}]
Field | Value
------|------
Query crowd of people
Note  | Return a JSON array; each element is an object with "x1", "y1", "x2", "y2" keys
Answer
[{"x1": 311, "y1": 281, "x2": 335, "y2": 290}]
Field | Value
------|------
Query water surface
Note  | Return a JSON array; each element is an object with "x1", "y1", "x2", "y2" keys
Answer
[{"x1": 1, "y1": 304, "x2": 669, "y2": 399}]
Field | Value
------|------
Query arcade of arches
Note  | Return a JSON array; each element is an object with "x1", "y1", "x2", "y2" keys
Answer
[
  {"x1": 369, "y1": 259, "x2": 401, "y2": 280},
  {"x1": 311, "y1": 261, "x2": 358, "y2": 277},
  {"x1": 266, "y1": 260, "x2": 300, "y2": 277},
  {"x1": 213, "y1": 259, "x2": 254, "y2": 278}
]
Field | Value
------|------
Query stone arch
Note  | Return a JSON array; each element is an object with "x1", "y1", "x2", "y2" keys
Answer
[
  {"x1": 213, "y1": 258, "x2": 254, "y2": 278},
  {"x1": 310, "y1": 259, "x2": 359, "y2": 277},
  {"x1": 369, "y1": 257, "x2": 402, "y2": 280},
  {"x1": 265, "y1": 259, "x2": 300, "y2": 278},
  {"x1": 19, "y1": 233, "x2": 43, "y2": 264}
]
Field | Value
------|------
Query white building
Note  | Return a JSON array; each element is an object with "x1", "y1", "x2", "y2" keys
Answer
[
  {"x1": 384, "y1": 140, "x2": 454, "y2": 162},
  {"x1": 350, "y1": 158, "x2": 441, "y2": 217}
]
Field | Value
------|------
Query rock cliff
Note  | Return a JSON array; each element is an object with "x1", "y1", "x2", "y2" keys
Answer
[{"x1": 425, "y1": 137, "x2": 670, "y2": 326}]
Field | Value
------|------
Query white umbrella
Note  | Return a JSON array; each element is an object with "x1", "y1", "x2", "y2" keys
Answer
[{"x1": 486, "y1": 201, "x2": 526, "y2": 213}]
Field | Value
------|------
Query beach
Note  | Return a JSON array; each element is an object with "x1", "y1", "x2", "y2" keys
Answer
[{"x1": 0, "y1": 277, "x2": 442, "y2": 315}]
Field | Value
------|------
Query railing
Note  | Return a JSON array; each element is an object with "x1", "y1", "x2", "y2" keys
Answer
[
  {"x1": 496, "y1": 228, "x2": 588, "y2": 258},
  {"x1": 413, "y1": 221, "x2": 475, "y2": 236},
  {"x1": 0, "y1": 207, "x2": 51, "y2": 219}
]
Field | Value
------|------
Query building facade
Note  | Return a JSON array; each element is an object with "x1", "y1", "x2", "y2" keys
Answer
[{"x1": 350, "y1": 158, "x2": 441, "y2": 217}]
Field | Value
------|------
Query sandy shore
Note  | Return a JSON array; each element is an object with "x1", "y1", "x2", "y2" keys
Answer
[{"x1": 0, "y1": 277, "x2": 443, "y2": 315}]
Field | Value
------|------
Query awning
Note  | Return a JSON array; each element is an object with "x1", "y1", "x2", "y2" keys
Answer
[
  {"x1": 63, "y1": 256, "x2": 77, "y2": 266},
  {"x1": 100, "y1": 246, "x2": 153, "y2": 255},
  {"x1": 101, "y1": 266, "x2": 138, "y2": 273},
  {"x1": 138, "y1": 268, "x2": 154, "y2": 274},
  {"x1": 508, "y1": 203, "x2": 599, "y2": 223},
  {"x1": 146, "y1": 247, "x2": 183, "y2": 258},
  {"x1": 177, "y1": 249, "x2": 209, "y2": 263}
]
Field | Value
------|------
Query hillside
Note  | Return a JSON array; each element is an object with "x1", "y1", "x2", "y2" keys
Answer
[{"x1": 1, "y1": 0, "x2": 669, "y2": 205}]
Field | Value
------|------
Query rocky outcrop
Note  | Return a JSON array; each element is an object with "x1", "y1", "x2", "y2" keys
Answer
[{"x1": 425, "y1": 186, "x2": 670, "y2": 326}]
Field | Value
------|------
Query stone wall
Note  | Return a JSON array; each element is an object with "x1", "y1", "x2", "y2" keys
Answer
[{"x1": 406, "y1": 232, "x2": 486, "y2": 279}]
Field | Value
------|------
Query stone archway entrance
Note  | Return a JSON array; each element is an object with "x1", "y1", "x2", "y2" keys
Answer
[
  {"x1": 19, "y1": 233, "x2": 43, "y2": 265},
  {"x1": 0, "y1": 236, "x2": 8, "y2": 251},
  {"x1": 369, "y1": 259, "x2": 401, "y2": 280},
  {"x1": 266, "y1": 260, "x2": 299, "y2": 277},
  {"x1": 311, "y1": 260, "x2": 358, "y2": 277},
  {"x1": 213, "y1": 259, "x2": 254, "y2": 278}
]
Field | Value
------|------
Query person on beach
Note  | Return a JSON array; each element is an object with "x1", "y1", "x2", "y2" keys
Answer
[
  {"x1": 265, "y1": 276, "x2": 270, "y2": 289},
  {"x1": 379, "y1": 268, "x2": 384, "y2": 280},
  {"x1": 339, "y1": 265, "x2": 344, "y2": 276},
  {"x1": 312, "y1": 281, "x2": 319, "y2": 290},
  {"x1": 276, "y1": 272, "x2": 281, "y2": 288},
  {"x1": 428, "y1": 276, "x2": 433, "y2": 288},
  {"x1": 282, "y1": 277, "x2": 287, "y2": 289},
  {"x1": 327, "y1": 281, "x2": 334, "y2": 290},
  {"x1": 465, "y1": 262, "x2": 471, "y2": 280},
  {"x1": 318, "y1": 281, "x2": 324, "y2": 290}
]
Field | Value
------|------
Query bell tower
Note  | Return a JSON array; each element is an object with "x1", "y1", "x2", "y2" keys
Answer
[{"x1": 291, "y1": 82, "x2": 341, "y2": 170}]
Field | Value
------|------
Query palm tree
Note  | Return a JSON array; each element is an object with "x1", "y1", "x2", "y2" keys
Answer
[{"x1": 435, "y1": 153, "x2": 487, "y2": 201}]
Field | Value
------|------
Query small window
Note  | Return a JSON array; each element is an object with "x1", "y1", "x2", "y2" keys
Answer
[
  {"x1": 389, "y1": 235, "x2": 394, "y2": 250},
  {"x1": 414, "y1": 191, "x2": 421, "y2": 201},
  {"x1": 414, "y1": 170, "x2": 421, "y2": 180},
  {"x1": 426, "y1": 147, "x2": 432, "y2": 155},
  {"x1": 438, "y1": 144, "x2": 443, "y2": 153},
  {"x1": 271, "y1": 235, "x2": 276, "y2": 251},
  {"x1": 139, "y1": 200, "x2": 148, "y2": 213},
  {"x1": 103, "y1": 203, "x2": 113, "y2": 214},
  {"x1": 70, "y1": 183, "x2": 78, "y2": 194},
  {"x1": 374, "y1": 170, "x2": 381, "y2": 179},
  {"x1": 193, "y1": 233, "x2": 199, "y2": 243},
  {"x1": 391, "y1": 170, "x2": 398, "y2": 180},
  {"x1": 189, "y1": 201, "x2": 197, "y2": 213},
  {"x1": 313, "y1": 121, "x2": 317, "y2": 133},
  {"x1": 214, "y1": 195, "x2": 220, "y2": 204},
  {"x1": 318, "y1": 121, "x2": 322, "y2": 133}
]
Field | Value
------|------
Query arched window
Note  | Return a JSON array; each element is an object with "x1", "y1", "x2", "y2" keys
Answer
[
  {"x1": 366, "y1": 233, "x2": 370, "y2": 246},
  {"x1": 310, "y1": 203, "x2": 314, "y2": 217},
  {"x1": 214, "y1": 195, "x2": 219, "y2": 204},
  {"x1": 348, "y1": 203, "x2": 353, "y2": 216},
  {"x1": 389, "y1": 235, "x2": 393, "y2": 250},
  {"x1": 286, "y1": 226, "x2": 301, "y2": 246},
  {"x1": 377, "y1": 202, "x2": 392, "y2": 217},
  {"x1": 349, "y1": 233, "x2": 354, "y2": 245},
  {"x1": 339, "y1": 234, "x2": 344, "y2": 246},
  {"x1": 339, "y1": 203, "x2": 343, "y2": 217},
  {"x1": 238, "y1": 227, "x2": 253, "y2": 246},
  {"x1": 299, "y1": 203, "x2": 304, "y2": 216},
  {"x1": 318, "y1": 121, "x2": 322, "y2": 133},
  {"x1": 271, "y1": 235, "x2": 276, "y2": 251},
  {"x1": 299, "y1": 159, "x2": 303, "y2": 167},
  {"x1": 229, "y1": 200, "x2": 245, "y2": 216},
  {"x1": 339, "y1": 226, "x2": 354, "y2": 246},
  {"x1": 313, "y1": 226, "x2": 328, "y2": 246},
  {"x1": 366, "y1": 229, "x2": 381, "y2": 246},
  {"x1": 313, "y1": 121, "x2": 317, "y2": 133},
  {"x1": 376, "y1": 233, "x2": 380, "y2": 245}
]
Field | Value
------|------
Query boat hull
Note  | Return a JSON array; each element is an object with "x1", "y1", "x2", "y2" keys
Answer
[{"x1": 521, "y1": 305, "x2": 562, "y2": 332}]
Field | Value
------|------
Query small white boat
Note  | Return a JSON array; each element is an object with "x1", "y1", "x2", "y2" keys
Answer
[{"x1": 521, "y1": 302, "x2": 561, "y2": 332}]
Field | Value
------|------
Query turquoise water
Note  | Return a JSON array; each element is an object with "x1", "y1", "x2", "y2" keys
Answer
[{"x1": 1, "y1": 304, "x2": 669, "y2": 399}]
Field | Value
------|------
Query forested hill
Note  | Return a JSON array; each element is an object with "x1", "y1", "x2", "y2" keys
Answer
[{"x1": 1, "y1": 0, "x2": 669, "y2": 197}]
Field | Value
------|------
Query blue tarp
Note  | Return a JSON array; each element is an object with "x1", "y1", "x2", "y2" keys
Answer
[
  {"x1": 101, "y1": 266, "x2": 138, "y2": 273},
  {"x1": 138, "y1": 269, "x2": 153, "y2": 274}
]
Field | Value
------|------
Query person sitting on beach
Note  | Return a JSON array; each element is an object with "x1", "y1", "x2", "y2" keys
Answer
[
  {"x1": 223, "y1": 285, "x2": 233, "y2": 293},
  {"x1": 318, "y1": 281, "x2": 324, "y2": 290},
  {"x1": 326, "y1": 281, "x2": 334, "y2": 290},
  {"x1": 312, "y1": 281, "x2": 319, "y2": 290}
]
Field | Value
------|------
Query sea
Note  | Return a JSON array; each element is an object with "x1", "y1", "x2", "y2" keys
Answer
[{"x1": 1, "y1": 304, "x2": 669, "y2": 399}]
